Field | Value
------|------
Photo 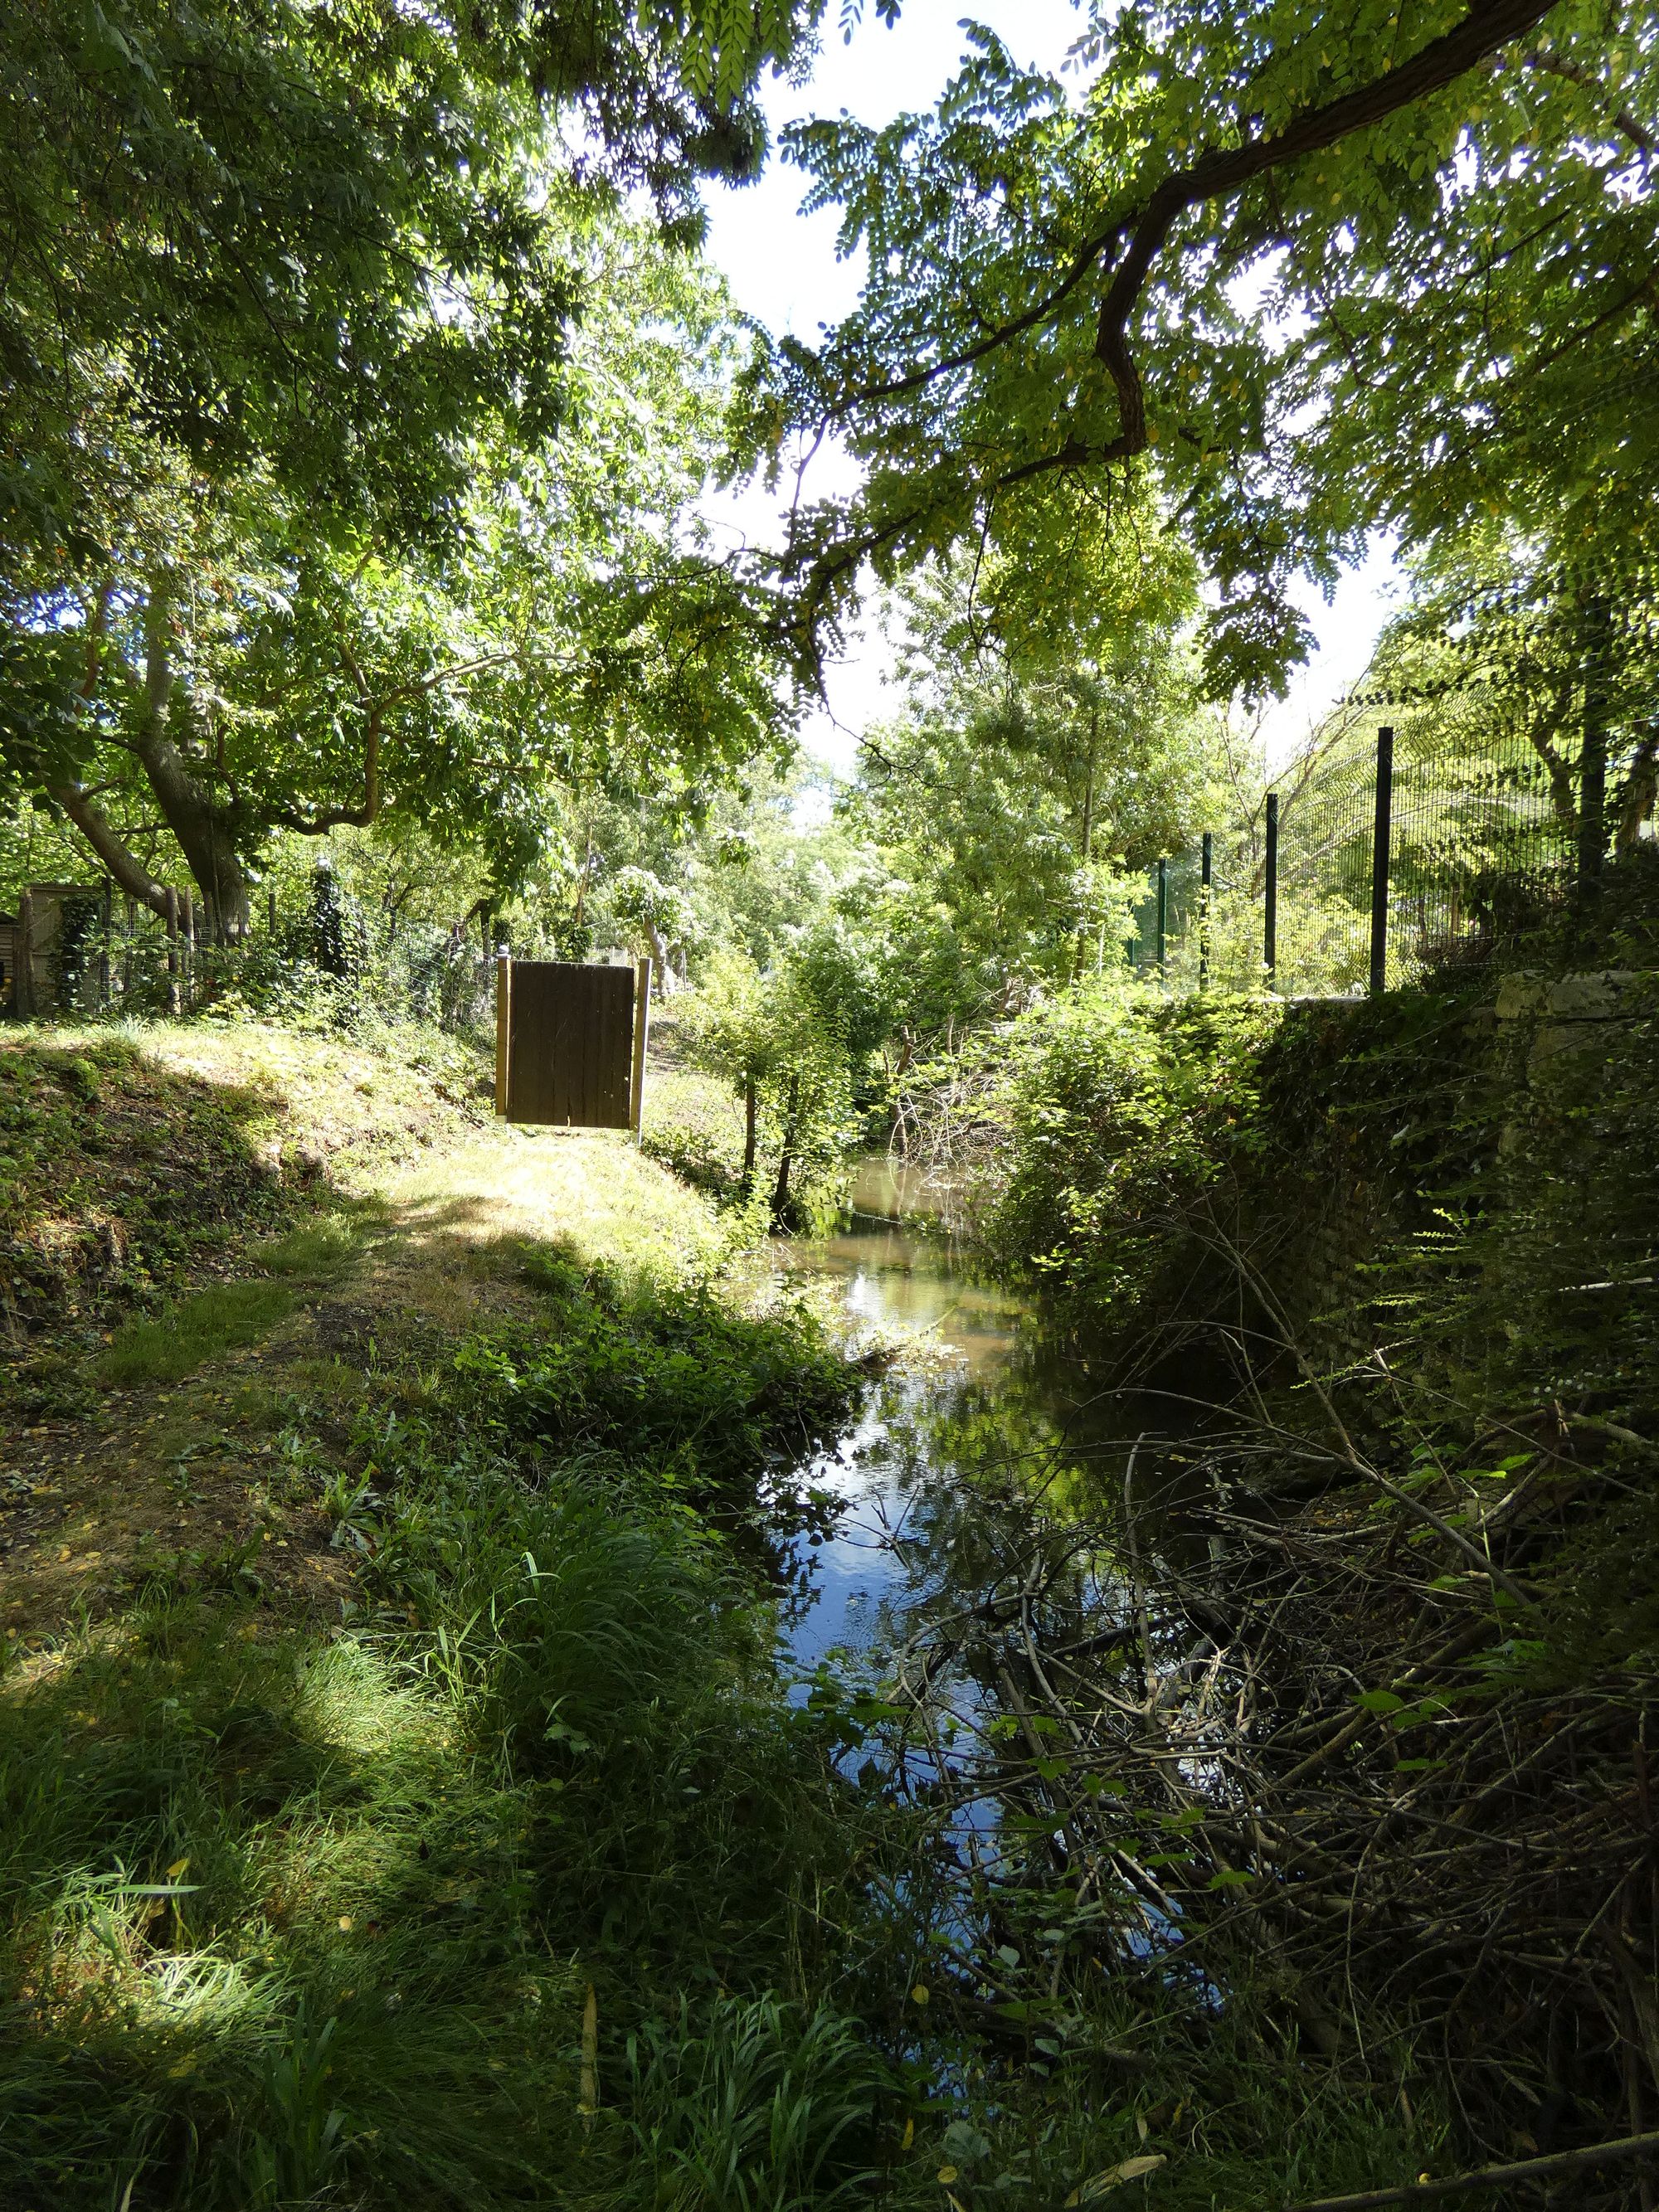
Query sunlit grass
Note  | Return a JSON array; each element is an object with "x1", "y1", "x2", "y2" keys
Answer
[
  {"x1": 387, "y1": 1122, "x2": 727, "y2": 1287},
  {"x1": 95, "y1": 1215, "x2": 367, "y2": 1387}
]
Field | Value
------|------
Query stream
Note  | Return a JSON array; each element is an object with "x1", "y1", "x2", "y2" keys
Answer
[
  {"x1": 764, "y1": 1158, "x2": 1233, "y2": 1973},
  {"x1": 772, "y1": 1156, "x2": 1093, "y2": 1689}
]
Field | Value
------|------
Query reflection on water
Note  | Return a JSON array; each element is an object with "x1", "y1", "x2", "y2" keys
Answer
[{"x1": 774, "y1": 1159, "x2": 1081, "y2": 1683}]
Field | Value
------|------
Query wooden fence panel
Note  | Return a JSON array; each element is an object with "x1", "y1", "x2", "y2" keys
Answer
[{"x1": 499, "y1": 960, "x2": 640, "y2": 1129}]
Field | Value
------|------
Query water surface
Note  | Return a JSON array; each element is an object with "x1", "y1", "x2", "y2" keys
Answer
[{"x1": 773, "y1": 1158, "x2": 1068, "y2": 1682}]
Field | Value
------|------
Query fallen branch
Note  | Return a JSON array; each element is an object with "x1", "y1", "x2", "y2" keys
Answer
[{"x1": 1285, "y1": 2127, "x2": 1659, "y2": 2211}]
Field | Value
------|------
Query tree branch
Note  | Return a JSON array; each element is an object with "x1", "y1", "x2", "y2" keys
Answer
[
  {"x1": 1285, "y1": 2126, "x2": 1659, "y2": 2210},
  {"x1": 272, "y1": 642, "x2": 524, "y2": 838},
  {"x1": 46, "y1": 781, "x2": 175, "y2": 920},
  {"x1": 270, "y1": 706, "x2": 382, "y2": 835},
  {"x1": 1525, "y1": 49, "x2": 1654, "y2": 156},
  {"x1": 828, "y1": 0, "x2": 1561, "y2": 430},
  {"x1": 791, "y1": 0, "x2": 1564, "y2": 641},
  {"x1": 1087, "y1": 0, "x2": 1563, "y2": 461}
]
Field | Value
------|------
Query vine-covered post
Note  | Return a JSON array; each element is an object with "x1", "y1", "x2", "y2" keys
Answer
[
  {"x1": 1264, "y1": 791, "x2": 1279, "y2": 988},
  {"x1": 1370, "y1": 726, "x2": 1394, "y2": 996},
  {"x1": 1199, "y1": 831, "x2": 1213, "y2": 989},
  {"x1": 1155, "y1": 857, "x2": 1168, "y2": 983},
  {"x1": 16, "y1": 890, "x2": 33, "y2": 1018}
]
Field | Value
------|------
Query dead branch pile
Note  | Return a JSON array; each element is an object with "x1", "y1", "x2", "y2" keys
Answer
[{"x1": 874, "y1": 1383, "x2": 1658, "y2": 2205}]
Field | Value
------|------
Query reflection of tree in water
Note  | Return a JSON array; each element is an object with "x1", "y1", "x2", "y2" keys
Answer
[{"x1": 851, "y1": 1363, "x2": 1126, "y2": 1711}]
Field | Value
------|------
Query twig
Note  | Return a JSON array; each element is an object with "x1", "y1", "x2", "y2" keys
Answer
[{"x1": 1285, "y1": 2127, "x2": 1659, "y2": 2210}]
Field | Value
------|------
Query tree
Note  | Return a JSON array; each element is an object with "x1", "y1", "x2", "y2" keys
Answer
[
  {"x1": 2, "y1": 0, "x2": 825, "y2": 574},
  {"x1": 1, "y1": 0, "x2": 849, "y2": 936},
  {"x1": 2, "y1": 197, "x2": 785, "y2": 937},
  {"x1": 844, "y1": 529, "x2": 1225, "y2": 1026},
  {"x1": 741, "y1": 1, "x2": 1657, "y2": 699},
  {"x1": 683, "y1": 919, "x2": 890, "y2": 1221}
]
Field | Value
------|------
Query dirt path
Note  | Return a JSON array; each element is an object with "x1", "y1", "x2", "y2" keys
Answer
[{"x1": 1, "y1": 1116, "x2": 724, "y2": 1650}]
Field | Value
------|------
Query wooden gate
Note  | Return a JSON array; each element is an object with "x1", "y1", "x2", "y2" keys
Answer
[{"x1": 494, "y1": 958, "x2": 651, "y2": 1131}]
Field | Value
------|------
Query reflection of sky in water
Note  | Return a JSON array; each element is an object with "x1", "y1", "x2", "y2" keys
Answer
[
  {"x1": 775, "y1": 1182, "x2": 1036, "y2": 1683},
  {"x1": 771, "y1": 1169, "x2": 1220, "y2": 1972}
]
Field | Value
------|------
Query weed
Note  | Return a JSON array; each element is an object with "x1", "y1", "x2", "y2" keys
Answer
[
  {"x1": 623, "y1": 1996, "x2": 898, "y2": 2212},
  {"x1": 99, "y1": 1281, "x2": 300, "y2": 1388}
]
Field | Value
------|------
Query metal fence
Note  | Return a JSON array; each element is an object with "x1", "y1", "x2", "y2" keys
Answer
[{"x1": 1130, "y1": 578, "x2": 1655, "y2": 999}]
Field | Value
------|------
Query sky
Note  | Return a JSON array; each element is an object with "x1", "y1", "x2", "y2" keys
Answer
[{"x1": 696, "y1": 2, "x2": 1396, "y2": 780}]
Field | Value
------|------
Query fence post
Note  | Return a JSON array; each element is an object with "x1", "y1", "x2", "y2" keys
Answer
[
  {"x1": 1155, "y1": 858, "x2": 1168, "y2": 982},
  {"x1": 1199, "y1": 832, "x2": 1212, "y2": 989},
  {"x1": 1577, "y1": 595, "x2": 1611, "y2": 916},
  {"x1": 1264, "y1": 791, "x2": 1279, "y2": 988},
  {"x1": 494, "y1": 951, "x2": 512, "y2": 1116},
  {"x1": 630, "y1": 957, "x2": 653, "y2": 1142},
  {"x1": 100, "y1": 879, "x2": 113, "y2": 1009},
  {"x1": 165, "y1": 887, "x2": 180, "y2": 1016},
  {"x1": 1370, "y1": 726, "x2": 1395, "y2": 996}
]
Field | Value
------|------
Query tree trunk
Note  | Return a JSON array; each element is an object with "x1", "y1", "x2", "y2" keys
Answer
[
  {"x1": 1526, "y1": 672, "x2": 1581, "y2": 830},
  {"x1": 742, "y1": 1080, "x2": 758, "y2": 1194},
  {"x1": 770, "y1": 1078, "x2": 800, "y2": 1229},
  {"x1": 136, "y1": 746, "x2": 251, "y2": 943},
  {"x1": 53, "y1": 584, "x2": 251, "y2": 942},
  {"x1": 128, "y1": 594, "x2": 250, "y2": 942},
  {"x1": 644, "y1": 915, "x2": 676, "y2": 996},
  {"x1": 1072, "y1": 721, "x2": 1097, "y2": 983}
]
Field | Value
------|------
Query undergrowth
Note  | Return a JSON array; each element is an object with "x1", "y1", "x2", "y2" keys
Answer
[
  {"x1": 937, "y1": 917, "x2": 1659, "y2": 2198},
  {"x1": 0, "y1": 1180, "x2": 1439, "y2": 2210}
]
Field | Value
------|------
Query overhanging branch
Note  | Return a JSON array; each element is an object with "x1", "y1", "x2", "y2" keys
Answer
[{"x1": 792, "y1": 0, "x2": 1564, "y2": 635}]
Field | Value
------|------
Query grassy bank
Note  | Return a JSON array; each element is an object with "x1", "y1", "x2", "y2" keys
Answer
[
  {"x1": 914, "y1": 952, "x2": 1659, "y2": 2200},
  {"x1": 1, "y1": 1010, "x2": 1570, "y2": 2211},
  {"x1": 1, "y1": 1017, "x2": 902, "y2": 2208}
]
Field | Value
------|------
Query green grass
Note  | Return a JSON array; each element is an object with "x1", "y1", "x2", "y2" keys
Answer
[
  {"x1": 0, "y1": 1319, "x2": 903, "y2": 2210},
  {"x1": 251, "y1": 1218, "x2": 365, "y2": 1279},
  {"x1": 95, "y1": 1217, "x2": 365, "y2": 1388},
  {"x1": 98, "y1": 1279, "x2": 303, "y2": 1387}
]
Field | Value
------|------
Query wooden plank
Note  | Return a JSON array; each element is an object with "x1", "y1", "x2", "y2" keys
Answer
[
  {"x1": 506, "y1": 961, "x2": 558, "y2": 1125},
  {"x1": 494, "y1": 955, "x2": 511, "y2": 1115},
  {"x1": 630, "y1": 960, "x2": 652, "y2": 1135},
  {"x1": 597, "y1": 965, "x2": 630, "y2": 1125},
  {"x1": 558, "y1": 964, "x2": 588, "y2": 1124}
]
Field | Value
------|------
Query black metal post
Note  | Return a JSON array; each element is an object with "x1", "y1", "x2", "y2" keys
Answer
[
  {"x1": 1370, "y1": 726, "x2": 1394, "y2": 996},
  {"x1": 1263, "y1": 791, "x2": 1279, "y2": 987},
  {"x1": 1199, "y1": 831, "x2": 1212, "y2": 989},
  {"x1": 1577, "y1": 595, "x2": 1611, "y2": 919},
  {"x1": 1155, "y1": 858, "x2": 1168, "y2": 981}
]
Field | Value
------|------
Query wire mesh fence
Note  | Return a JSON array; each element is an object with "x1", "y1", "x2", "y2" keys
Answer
[{"x1": 1129, "y1": 573, "x2": 1659, "y2": 999}]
